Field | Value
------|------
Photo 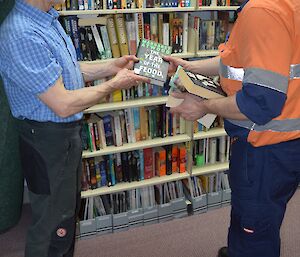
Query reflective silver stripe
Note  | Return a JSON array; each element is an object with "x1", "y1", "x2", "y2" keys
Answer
[
  {"x1": 219, "y1": 61, "x2": 244, "y2": 81},
  {"x1": 227, "y1": 119, "x2": 255, "y2": 130},
  {"x1": 290, "y1": 64, "x2": 300, "y2": 79},
  {"x1": 244, "y1": 68, "x2": 289, "y2": 94},
  {"x1": 227, "y1": 118, "x2": 300, "y2": 132}
]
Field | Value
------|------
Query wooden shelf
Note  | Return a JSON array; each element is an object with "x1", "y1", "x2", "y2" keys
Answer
[
  {"x1": 197, "y1": 6, "x2": 239, "y2": 11},
  {"x1": 84, "y1": 96, "x2": 167, "y2": 114},
  {"x1": 197, "y1": 50, "x2": 219, "y2": 57},
  {"x1": 191, "y1": 162, "x2": 229, "y2": 176},
  {"x1": 81, "y1": 172, "x2": 190, "y2": 198},
  {"x1": 59, "y1": 7, "x2": 195, "y2": 16},
  {"x1": 59, "y1": 6, "x2": 239, "y2": 16},
  {"x1": 193, "y1": 127, "x2": 227, "y2": 140},
  {"x1": 82, "y1": 134, "x2": 191, "y2": 158}
]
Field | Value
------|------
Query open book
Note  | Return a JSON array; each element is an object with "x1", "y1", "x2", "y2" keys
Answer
[{"x1": 166, "y1": 66, "x2": 226, "y2": 128}]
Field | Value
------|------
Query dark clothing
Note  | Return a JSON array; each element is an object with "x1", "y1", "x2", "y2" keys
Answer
[
  {"x1": 18, "y1": 119, "x2": 82, "y2": 257},
  {"x1": 228, "y1": 138, "x2": 300, "y2": 257}
]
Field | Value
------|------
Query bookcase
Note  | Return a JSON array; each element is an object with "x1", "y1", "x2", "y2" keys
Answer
[{"x1": 54, "y1": 0, "x2": 237, "y2": 237}]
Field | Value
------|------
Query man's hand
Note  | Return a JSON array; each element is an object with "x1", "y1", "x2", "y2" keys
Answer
[
  {"x1": 108, "y1": 55, "x2": 139, "y2": 76},
  {"x1": 169, "y1": 92, "x2": 208, "y2": 121},
  {"x1": 109, "y1": 68, "x2": 150, "y2": 90},
  {"x1": 163, "y1": 56, "x2": 190, "y2": 76}
]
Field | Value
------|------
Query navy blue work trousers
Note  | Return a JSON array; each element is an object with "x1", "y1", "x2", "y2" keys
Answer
[{"x1": 228, "y1": 138, "x2": 300, "y2": 257}]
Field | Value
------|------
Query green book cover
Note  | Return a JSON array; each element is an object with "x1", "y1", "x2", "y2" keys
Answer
[{"x1": 134, "y1": 39, "x2": 172, "y2": 87}]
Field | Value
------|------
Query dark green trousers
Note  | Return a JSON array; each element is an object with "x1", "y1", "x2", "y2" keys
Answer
[{"x1": 18, "y1": 119, "x2": 82, "y2": 257}]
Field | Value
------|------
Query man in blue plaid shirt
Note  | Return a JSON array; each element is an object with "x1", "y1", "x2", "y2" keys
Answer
[{"x1": 0, "y1": 0, "x2": 149, "y2": 256}]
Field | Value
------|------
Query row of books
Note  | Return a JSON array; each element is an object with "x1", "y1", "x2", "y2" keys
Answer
[
  {"x1": 189, "y1": 172, "x2": 229, "y2": 198},
  {"x1": 86, "y1": 80, "x2": 169, "y2": 103},
  {"x1": 193, "y1": 135, "x2": 230, "y2": 166},
  {"x1": 60, "y1": 12, "x2": 230, "y2": 62},
  {"x1": 80, "y1": 181, "x2": 184, "y2": 220},
  {"x1": 81, "y1": 144, "x2": 187, "y2": 190},
  {"x1": 55, "y1": 0, "x2": 238, "y2": 11},
  {"x1": 199, "y1": 0, "x2": 237, "y2": 6},
  {"x1": 55, "y1": 0, "x2": 192, "y2": 11},
  {"x1": 82, "y1": 108, "x2": 186, "y2": 152}
]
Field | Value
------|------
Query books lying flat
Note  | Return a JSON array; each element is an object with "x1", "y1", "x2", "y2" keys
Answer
[
  {"x1": 167, "y1": 66, "x2": 226, "y2": 128},
  {"x1": 134, "y1": 39, "x2": 172, "y2": 87}
]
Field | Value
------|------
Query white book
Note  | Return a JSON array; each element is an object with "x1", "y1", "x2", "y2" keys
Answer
[
  {"x1": 91, "y1": 24, "x2": 106, "y2": 59},
  {"x1": 99, "y1": 25, "x2": 113, "y2": 59},
  {"x1": 209, "y1": 137, "x2": 217, "y2": 164},
  {"x1": 162, "y1": 23, "x2": 170, "y2": 46},
  {"x1": 113, "y1": 114, "x2": 123, "y2": 147},
  {"x1": 219, "y1": 135, "x2": 226, "y2": 163},
  {"x1": 182, "y1": 13, "x2": 188, "y2": 53},
  {"x1": 129, "y1": 109, "x2": 136, "y2": 143},
  {"x1": 88, "y1": 197, "x2": 94, "y2": 220}
]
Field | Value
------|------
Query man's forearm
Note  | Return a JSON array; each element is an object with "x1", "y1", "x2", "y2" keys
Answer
[
  {"x1": 203, "y1": 94, "x2": 248, "y2": 120},
  {"x1": 187, "y1": 56, "x2": 220, "y2": 76},
  {"x1": 80, "y1": 61, "x2": 116, "y2": 82},
  {"x1": 39, "y1": 77, "x2": 116, "y2": 118}
]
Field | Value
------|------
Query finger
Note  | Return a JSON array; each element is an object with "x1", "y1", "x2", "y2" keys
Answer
[
  {"x1": 133, "y1": 74, "x2": 151, "y2": 83},
  {"x1": 162, "y1": 55, "x2": 175, "y2": 62},
  {"x1": 125, "y1": 55, "x2": 139, "y2": 62}
]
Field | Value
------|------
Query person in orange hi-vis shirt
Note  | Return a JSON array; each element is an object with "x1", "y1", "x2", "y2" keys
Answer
[{"x1": 164, "y1": 0, "x2": 300, "y2": 257}]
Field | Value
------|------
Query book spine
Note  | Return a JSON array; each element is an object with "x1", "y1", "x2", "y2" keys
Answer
[
  {"x1": 106, "y1": 16, "x2": 121, "y2": 58},
  {"x1": 91, "y1": 24, "x2": 106, "y2": 59},
  {"x1": 114, "y1": 14, "x2": 129, "y2": 56}
]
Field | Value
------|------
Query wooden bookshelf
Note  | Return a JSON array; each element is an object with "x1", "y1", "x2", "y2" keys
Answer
[
  {"x1": 198, "y1": 6, "x2": 239, "y2": 11},
  {"x1": 59, "y1": 7, "x2": 195, "y2": 16},
  {"x1": 59, "y1": 6, "x2": 238, "y2": 16},
  {"x1": 191, "y1": 162, "x2": 229, "y2": 177},
  {"x1": 84, "y1": 96, "x2": 168, "y2": 114},
  {"x1": 82, "y1": 134, "x2": 191, "y2": 158},
  {"x1": 193, "y1": 127, "x2": 227, "y2": 140},
  {"x1": 197, "y1": 50, "x2": 219, "y2": 57},
  {"x1": 81, "y1": 172, "x2": 190, "y2": 198}
]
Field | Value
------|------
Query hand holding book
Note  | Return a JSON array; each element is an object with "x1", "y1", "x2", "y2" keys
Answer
[
  {"x1": 110, "y1": 69, "x2": 150, "y2": 91},
  {"x1": 166, "y1": 66, "x2": 226, "y2": 128}
]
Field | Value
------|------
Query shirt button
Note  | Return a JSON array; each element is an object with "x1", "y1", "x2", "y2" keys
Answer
[{"x1": 31, "y1": 129, "x2": 35, "y2": 134}]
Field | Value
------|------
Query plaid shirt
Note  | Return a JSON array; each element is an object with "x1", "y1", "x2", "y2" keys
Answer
[{"x1": 0, "y1": 0, "x2": 83, "y2": 122}]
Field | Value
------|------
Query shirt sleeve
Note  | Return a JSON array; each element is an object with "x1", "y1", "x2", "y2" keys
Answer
[
  {"x1": 7, "y1": 32, "x2": 62, "y2": 95},
  {"x1": 236, "y1": 83, "x2": 286, "y2": 125}
]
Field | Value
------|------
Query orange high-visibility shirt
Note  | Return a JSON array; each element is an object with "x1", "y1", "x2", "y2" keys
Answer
[{"x1": 219, "y1": 0, "x2": 300, "y2": 147}]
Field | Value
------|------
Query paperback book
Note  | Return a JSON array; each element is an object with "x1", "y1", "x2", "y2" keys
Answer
[
  {"x1": 167, "y1": 66, "x2": 226, "y2": 128},
  {"x1": 134, "y1": 39, "x2": 172, "y2": 87}
]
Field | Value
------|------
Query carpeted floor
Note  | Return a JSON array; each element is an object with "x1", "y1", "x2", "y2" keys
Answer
[{"x1": 1, "y1": 190, "x2": 300, "y2": 257}]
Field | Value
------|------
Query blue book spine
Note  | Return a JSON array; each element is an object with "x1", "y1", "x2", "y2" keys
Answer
[
  {"x1": 138, "y1": 149, "x2": 144, "y2": 180},
  {"x1": 99, "y1": 161, "x2": 107, "y2": 186},
  {"x1": 109, "y1": 154, "x2": 116, "y2": 186},
  {"x1": 133, "y1": 107, "x2": 140, "y2": 133}
]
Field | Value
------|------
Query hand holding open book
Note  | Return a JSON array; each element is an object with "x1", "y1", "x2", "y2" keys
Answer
[{"x1": 166, "y1": 66, "x2": 226, "y2": 128}]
